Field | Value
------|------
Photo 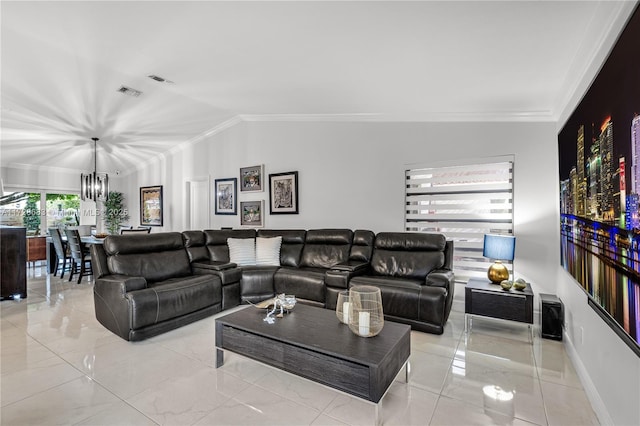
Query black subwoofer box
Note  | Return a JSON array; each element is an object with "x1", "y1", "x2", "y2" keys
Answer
[{"x1": 540, "y1": 293, "x2": 563, "y2": 340}]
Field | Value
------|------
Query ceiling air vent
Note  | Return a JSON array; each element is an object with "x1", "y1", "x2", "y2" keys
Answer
[
  {"x1": 117, "y1": 86, "x2": 143, "y2": 97},
  {"x1": 148, "y1": 75, "x2": 174, "y2": 84}
]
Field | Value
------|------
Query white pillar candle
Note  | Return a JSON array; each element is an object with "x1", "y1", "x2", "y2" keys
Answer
[
  {"x1": 359, "y1": 311, "x2": 370, "y2": 336},
  {"x1": 342, "y1": 302, "x2": 350, "y2": 323}
]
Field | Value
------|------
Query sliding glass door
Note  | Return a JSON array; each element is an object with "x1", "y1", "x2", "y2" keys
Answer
[{"x1": 0, "y1": 192, "x2": 80, "y2": 235}]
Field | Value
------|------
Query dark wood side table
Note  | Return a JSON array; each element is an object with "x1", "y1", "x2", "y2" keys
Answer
[
  {"x1": 1, "y1": 226, "x2": 27, "y2": 300},
  {"x1": 27, "y1": 236, "x2": 47, "y2": 267},
  {"x1": 465, "y1": 277, "x2": 534, "y2": 342}
]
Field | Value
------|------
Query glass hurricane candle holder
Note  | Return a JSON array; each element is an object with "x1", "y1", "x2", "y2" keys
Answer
[
  {"x1": 276, "y1": 293, "x2": 296, "y2": 312},
  {"x1": 348, "y1": 285, "x2": 384, "y2": 337},
  {"x1": 336, "y1": 291, "x2": 350, "y2": 324}
]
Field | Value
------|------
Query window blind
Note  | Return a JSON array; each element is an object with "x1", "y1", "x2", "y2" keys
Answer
[{"x1": 405, "y1": 160, "x2": 514, "y2": 282}]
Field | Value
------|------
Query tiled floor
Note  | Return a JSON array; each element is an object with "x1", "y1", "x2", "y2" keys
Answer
[{"x1": 1, "y1": 265, "x2": 599, "y2": 425}]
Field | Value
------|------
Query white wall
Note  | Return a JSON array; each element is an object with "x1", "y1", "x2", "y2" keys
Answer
[
  {"x1": 128, "y1": 118, "x2": 638, "y2": 425},
  {"x1": 4, "y1": 117, "x2": 639, "y2": 424},
  {"x1": 149, "y1": 119, "x2": 559, "y2": 291},
  {"x1": 122, "y1": 118, "x2": 562, "y2": 321},
  {"x1": 551, "y1": 1, "x2": 640, "y2": 422},
  {"x1": 2, "y1": 164, "x2": 79, "y2": 194},
  {"x1": 557, "y1": 268, "x2": 640, "y2": 426}
]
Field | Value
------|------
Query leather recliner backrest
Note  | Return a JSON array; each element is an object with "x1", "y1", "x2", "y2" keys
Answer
[
  {"x1": 370, "y1": 232, "x2": 446, "y2": 279},
  {"x1": 257, "y1": 229, "x2": 306, "y2": 267},
  {"x1": 300, "y1": 229, "x2": 353, "y2": 269},
  {"x1": 203, "y1": 229, "x2": 256, "y2": 262},
  {"x1": 182, "y1": 230, "x2": 207, "y2": 262},
  {"x1": 350, "y1": 229, "x2": 375, "y2": 262},
  {"x1": 103, "y1": 232, "x2": 191, "y2": 283}
]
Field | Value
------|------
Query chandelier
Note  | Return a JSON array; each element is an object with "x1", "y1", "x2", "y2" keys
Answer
[{"x1": 80, "y1": 137, "x2": 109, "y2": 201}]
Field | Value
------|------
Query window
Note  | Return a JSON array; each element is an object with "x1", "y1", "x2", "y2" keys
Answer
[
  {"x1": 405, "y1": 159, "x2": 514, "y2": 282},
  {"x1": 0, "y1": 192, "x2": 80, "y2": 235}
]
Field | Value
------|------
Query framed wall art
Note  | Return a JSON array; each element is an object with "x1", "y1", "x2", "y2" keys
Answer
[
  {"x1": 269, "y1": 171, "x2": 299, "y2": 214},
  {"x1": 214, "y1": 178, "x2": 237, "y2": 215},
  {"x1": 240, "y1": 164, "x2": 264, "y2": 192},
  {"x1": 240, "y1": 200, "x2": 264, "y2": 227},
  {"x1": 140, "y1": 185, "x2": 163, "y2": 226}
]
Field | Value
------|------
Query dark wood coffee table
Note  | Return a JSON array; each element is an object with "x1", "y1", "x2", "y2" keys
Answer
[{"x1": 215, "y1": 303, "x2": 411, "y2": 403}]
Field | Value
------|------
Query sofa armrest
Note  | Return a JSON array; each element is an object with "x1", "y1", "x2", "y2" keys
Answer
[
  {"x1": 330, "y1": 260, "x2": 369, "y2": 273},
  {"x1": 95, "y1": 274, "x2": 148, "y2": 295},
  {"x1": 192, "y1": 260, "x2": 237, "y2": 271},
  {"x1": 326, "y1": 261, "x2": 369, "y2": 289},
  {"x1": 426, "y1": 269, "x2": 455, "y2": 288},
  {"x1": 192, "y1": 261, "x2": 242, "y2": 285},
  {"x1": 93, "y1": 274, "x2": 147, "y2": 341}
]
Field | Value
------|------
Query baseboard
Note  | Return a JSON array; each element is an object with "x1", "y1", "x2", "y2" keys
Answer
[
  {"x1": 455, "y1": 288, "x2": 611, "y2": 423},
  {"x1": 562, "y1": 331, "x2": 613, "y2": 425}
]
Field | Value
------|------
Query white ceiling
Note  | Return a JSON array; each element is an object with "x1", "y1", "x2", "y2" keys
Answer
[{"x1": 0, "y1": 1, "x2": 635, "y2": 174}]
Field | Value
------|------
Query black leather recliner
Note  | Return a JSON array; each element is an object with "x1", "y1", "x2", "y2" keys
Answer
[
  {"x1": 348, "y1": 232, "x2": 455, "y2": 334},
  {"x1": 274, "y1": 229, "x2": 353, "y2": 307},
  {"x1": 184, "y1": 229, "x2": 249, "y2": 309},
  {"x1": 91, "y1": 232, "x2": 223, "y2": 341},
  {"x1": 324, "y1": 229, "x2": 375, "y2": 309}
]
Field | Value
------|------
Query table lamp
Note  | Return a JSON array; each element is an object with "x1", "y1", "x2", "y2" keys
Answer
[{"x1": 483, "y1": 234, "x2": 515, "y2": 283}]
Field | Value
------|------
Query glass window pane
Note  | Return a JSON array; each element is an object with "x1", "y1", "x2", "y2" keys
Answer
[
  {"x1": 46, "y1": 194, "x2": 80, "y2": 230},
  {"x1": 0, "y1": 192, "x2": 28, "y2": 227}
]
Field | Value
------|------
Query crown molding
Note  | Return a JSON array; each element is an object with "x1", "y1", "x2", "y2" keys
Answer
[
  {"x1": 169, "y1": 115, "x2": 243, "y2": 155},
  {"x1": 122, "y1": 115, "x2": 243, "y2": 177},
  {"x1": 118, "y1": 108, "x2": 557, "y2": 178},
  {"x1": 238, "y1": 113, "x2": 384, "y2": 122},
  {"x1": 239, "y1": 111, "x2": 555, "y2": 123}
]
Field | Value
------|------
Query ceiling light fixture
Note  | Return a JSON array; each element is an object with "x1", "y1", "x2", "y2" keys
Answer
[
  {"x1": 80, "y1": 137, "x2": 109, "y2": 202},
  {"x1": 117, "y1": 85, "x2": 142, "y2": 97},
  {"x1": 147, "y1": 74, "x2": 174, "y2": 84}
]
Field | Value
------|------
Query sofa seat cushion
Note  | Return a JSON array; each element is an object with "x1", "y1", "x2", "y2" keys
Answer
[
  {"x1": 240, "y1": 265, "x2": 279, "y2": 301},
  {"x1": 350, "y1": 276, "x2": 424, "y2": 320},
  {"x1": 127, "y1": 275, "x2": 221, "y2": 330},
  {"x1": 274, "y1": 267, "x2": 326, "y2": 304},
  {"x1": 350, "y1": 275, "x2": 423, "y2": 291}
]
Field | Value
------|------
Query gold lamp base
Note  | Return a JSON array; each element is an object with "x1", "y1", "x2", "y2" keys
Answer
[{"x1": 487, "y1": 261, "x2": 509, "y2": 283}]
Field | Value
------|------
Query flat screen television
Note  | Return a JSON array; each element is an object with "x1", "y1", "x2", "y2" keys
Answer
[{"x1": 558, "y1": 4, "x2": 640, "y2": 357}]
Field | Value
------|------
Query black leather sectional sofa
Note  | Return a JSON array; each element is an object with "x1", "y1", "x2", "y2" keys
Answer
[{"x1": 91, "y1": 228, "x2": 455, "y2": 341}]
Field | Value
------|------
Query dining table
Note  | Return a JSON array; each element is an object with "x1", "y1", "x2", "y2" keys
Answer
[{"x1": 46, "y1": 234, "x2": 105, "y2": 274}]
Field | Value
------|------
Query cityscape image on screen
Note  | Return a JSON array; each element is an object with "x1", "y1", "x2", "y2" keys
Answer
[{"x1": 558, "y1": 6, "x2": 640, "y2": 354}]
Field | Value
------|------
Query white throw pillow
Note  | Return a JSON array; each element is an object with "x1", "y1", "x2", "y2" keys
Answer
[
  {"x1": 227, "y1": 238, "x2": 256, "y2": 266},
  {"x1": 255, "y1": 236, "x2": 282, "y2": 266}
]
